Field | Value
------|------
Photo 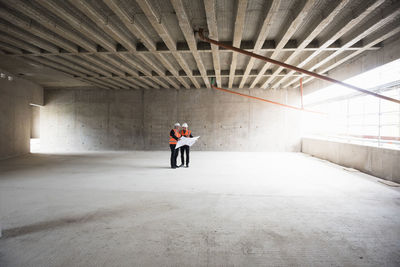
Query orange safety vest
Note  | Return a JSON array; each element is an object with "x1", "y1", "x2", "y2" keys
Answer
[
  {"x1": 169, "y1": 129, "x2": 181, "y2": 144},
  {"x1": 180, "y1": 129, "x2": 191, "y2": 137}
]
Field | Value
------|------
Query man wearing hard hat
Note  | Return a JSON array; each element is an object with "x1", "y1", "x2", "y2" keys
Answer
[
  {"x1": 169, "y1": 122, "x2": 182, "y2": 169},
  {"x1": 179, "y1": 122, "x2": 193, "y2": 168}
]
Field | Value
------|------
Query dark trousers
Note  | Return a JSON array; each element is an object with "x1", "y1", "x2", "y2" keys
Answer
[
  {"x1": 170, "y1": 144, "x2": 179, "y2": 167},
  {"x1": 180, "y1": 145, "x2": 190, "y2": 166}
]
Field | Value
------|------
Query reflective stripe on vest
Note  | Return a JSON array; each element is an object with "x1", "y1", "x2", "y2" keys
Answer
[
  {"x1": 169, "y1": 129, "x2": 181, "y2": 144},
  {"x1": 180, "y1": 129, "x2": 191, "y2": 137}
]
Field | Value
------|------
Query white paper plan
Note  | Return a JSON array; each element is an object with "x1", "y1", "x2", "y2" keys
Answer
[{"x1": 175, "y1": 136, "x2": 200, "y2": 149}]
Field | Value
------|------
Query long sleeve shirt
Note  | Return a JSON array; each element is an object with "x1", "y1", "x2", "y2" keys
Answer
[{"x1": 170, "y1": 129, "x2": 179, "y2": 141}]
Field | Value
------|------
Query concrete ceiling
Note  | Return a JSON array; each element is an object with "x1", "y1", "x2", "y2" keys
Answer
[{"x1": 0, "y1": 0, "x2": 399, "y2": 90}]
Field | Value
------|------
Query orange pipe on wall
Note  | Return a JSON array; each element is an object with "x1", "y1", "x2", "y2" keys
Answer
[{"x1": 211, "y1": 84, "x2": 325, "y2": 115}]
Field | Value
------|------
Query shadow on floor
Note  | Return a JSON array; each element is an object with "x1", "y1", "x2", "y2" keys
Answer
[{"x1": 1, "y1": 206, "x2": 127, "y2": 239}]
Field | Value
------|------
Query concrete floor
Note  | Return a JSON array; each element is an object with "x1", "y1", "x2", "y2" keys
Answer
[{"x1": 0, "y1": 151, "x2": 399, "y2": 266}]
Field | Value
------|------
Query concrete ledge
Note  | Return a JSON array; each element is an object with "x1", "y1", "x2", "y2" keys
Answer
[{"x1": 302, "y1": 137, "x2": 400, "y2": 183}]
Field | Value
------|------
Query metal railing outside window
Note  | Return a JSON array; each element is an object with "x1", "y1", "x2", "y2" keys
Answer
[{"x1": 306, "y1": 83, "x2": 400, "y2": 149}]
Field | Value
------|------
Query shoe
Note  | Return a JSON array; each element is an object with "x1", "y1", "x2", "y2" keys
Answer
[
  {"x1": 179, "y1": 164, "x2": 184, "y2": 167},
  {"x1": 185, "y1": 165, "x2": 189, "y2": 168},
  {"x1": 171, "y1": 166, "x2": 176, "y2": 169}
]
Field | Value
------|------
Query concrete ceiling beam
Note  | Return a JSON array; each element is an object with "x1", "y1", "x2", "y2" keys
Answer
[
  {"x1": 59, "y1": 54, "x2": 112, "y2": 78},
  {"x1": 0, "y1": 24, "x2": 133, "y2": 88},
  {"x1": 80, "y1": 53, "x2": 148, "y2": 88},
  {"x1": 0, "y1": 6, "x2": 78, "y2": 52},
  {"x1": 63, "y1": 53, "x2": 165, "y2": 89},
  {"x1": 9, "y1": 53, "x2": 306, "y2": 80},
  {"x1": 6, "y1": 0, "x2": 96, "y2": 52},
  {"x1": 169, "y1": 53, "x2": 198, "y2": 86},
  {"x1": 85, "y1": 77, "x2": 124, "y2": 89},
  {"x1": 2, "y1": 41, "x2": 381, "y2": 57},
  {"x1": 0, "y1": 1, "x2": 172, "y2": 90},
  {"x1": 42, "y1": 56, "x2": 133, "y2": 90},
  {"x1": 170, "y1": 0, "x2": 211, "y2": 88},
  {"x1": 0, "y1": 0, "x2": 397, "y2": 90},
  {"x1": 23, "y1": 56, "x2": 123, "y2": 90},
  {"x1": 0, "y1": 32, "x2": 42, "y2": 54},
  {"x1": 103, "y1": 0, "x2": 181, "y2": 89},
  {"x1": 134, "y1": 53, "x2": 180, "y2": 89},
  {"x1": 107, "y1": 77, "x2": 142, "y2": 90},
  {"x1": 250, "y1": 0, "x2": 317, "y2": 88},
  {"x1": 135, "y1": 0, "x2": 198, "y2": 89},
  {"x1": 192, "y1": 69, "x2": 302, "y2": 78},
  {"x1": 286, "y1": 3, "x2": 400, "y2": 88},
  {"x1": 105, "y1": 55, "x2": 160, "y2": 89},
  {"x1": 79, "y1": 55, "x2": 125, "y2": 77},
  {"x1": 299, "y1": 24, "x2": 400, "y2": 88},
  {"x1": 96, "y1": 53, "x2": 159, "y2": 89},
  {"x1": 239, "y1": 0, "x2": 281, "y2": 88},
  {"x1": 47, "y1": 56, "x2": 101, "y2": 78},
  {"x1": 36, "y1": 0, "x2": 117, "y2": 52},
  {"x1": 69, "y1": 0, "x2": 136, "y2": 52},
  {"x1": 50, "y1": 51, "x2": 139, "y2": 89},
  {"x1": 120, "y1": 77, "x2": 147, "y2": 90},
  {"x1": 280, "y1": 0, "x2": 387, "y2": 88},
  {"x1": 0, "y1": 21, "x2": 59, "y2": 53},
  {"x1": 116, "y1": 54, "x2": 169, "y2": 88},
  {"x1": 103, "y1": 0, "x2": 156, "y2": 51},
  {"x1": 204, "y1": 0, "x2": 221, "y2": 87},
  {"x1": 34, "y1": 0, "x2": 162, "y2": 89},
  {"x1": 136, "y1": 0, "x2": 175, "y2": 50},
  {"x1": 0, "y1": 41, "x2": 23, "y2": 54},
  {"x1": 228, "y1": 0, "x2": 248, "y2": 88},
  {"x1": 81, "y1": 53, "x2": 161, "y2": 89},
  {"x1": 261, "y1": 0, "x2": 352, "y2": 89}
]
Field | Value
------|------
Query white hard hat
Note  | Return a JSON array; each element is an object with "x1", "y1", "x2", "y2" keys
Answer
[
  {"x1": 182, "y1": 123, "x2": 188, "y2": 127},
  {"x1": 174, "y1": 122, "x2": 181, "y2": 127}
]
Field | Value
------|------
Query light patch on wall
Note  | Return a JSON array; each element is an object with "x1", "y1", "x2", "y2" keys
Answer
[{"x1": 30, "y1": 105, "x2": 41, "y2": 153}]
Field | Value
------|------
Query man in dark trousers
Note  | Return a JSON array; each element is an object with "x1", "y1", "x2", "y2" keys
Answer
[
  {"x1": 179, "y1": 122, "x2": 193, "y2": 168},
  {"x1": 169, "y1": 122, "x2": 181, "y2": 169}
]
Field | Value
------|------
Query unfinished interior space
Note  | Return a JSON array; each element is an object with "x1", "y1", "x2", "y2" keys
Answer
[{"x1": 0, "y1": 0, "x2": 400, "y2": 266}]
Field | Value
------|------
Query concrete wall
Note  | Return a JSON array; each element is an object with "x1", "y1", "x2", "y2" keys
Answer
[
  {"x1": 302, "y1": 137, "x2": 400, "y2": 183},
  {"x1": 0, "y1": 70, "x2": 43, "y2": 159},
  {"x1": 40, "y1": 87, "x2": 302, "y2": 152}
]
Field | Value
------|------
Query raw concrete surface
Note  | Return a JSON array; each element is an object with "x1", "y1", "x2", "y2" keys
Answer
[
  {"x1": 1, "y1": 0, "x2": 393, "y2": 90},
  {"x1": 302, "y1": 137, "x2": 400, "y2": 183},
  {"x1": 0, "y1": 151, "x2": 399, "y2": 266},
  {"x1": 0, "y1": 69, "x2": 43, "y2": 159},
  {"x1": 302, "y1": 34, "x2": 400, "y2": 95},
  {"x1": 30, "y1": 105, "x2": 40, "y2": 139},
  {"x1": 41, "y1": 88, "x2": 302, "y2": 152}
]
